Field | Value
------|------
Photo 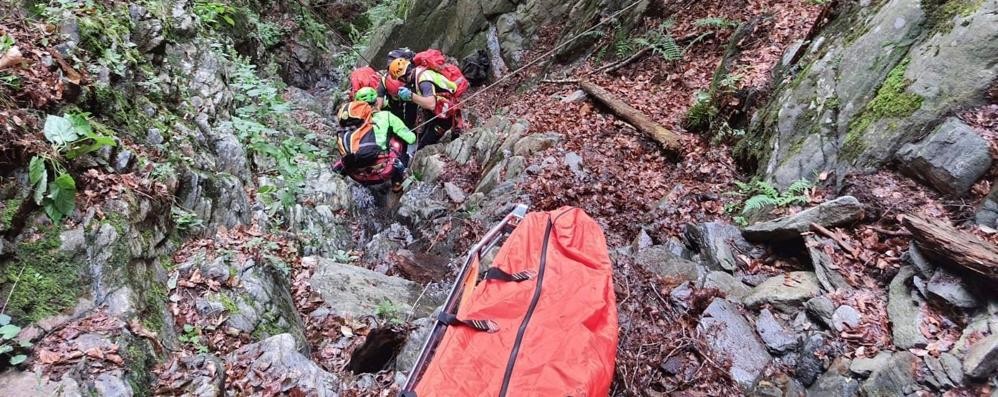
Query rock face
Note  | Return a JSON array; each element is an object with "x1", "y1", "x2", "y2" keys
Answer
[
  {"x1": 807, "y1": 236, "x2": 854, "y2": 292},
  {"x1": 632, "y1": 245, "x2": 706, "y2": 283},
  {"x1": 307, "y1": 257, "x2": 437, "y2": 318},
  {"x1": 926, "y1": 269, "x2": 980, "y2": 308},
  {"x1": 896, "y1": 118, "x2": 992, "y2": 195},
  {"x1": 742, "y1": 197, "x2": 864, "y2": 242},
  {"x1": 808, "y1": 357, "x2": 860, "y2": 397},
  {"x1": 887, "y1": 266, "x2": 928, "y2": 349},
  {"x1": 226, "y1": 334, "x2": 340, "y2": 396},
  {"x1": 698, "y1": 298, "x2": 773, "y2": 390},
  {"x1": 0, "y1": 370, "x2": 81, "y2": 396},
  {"x1": 742, "y1": 0, "x2": 998, "y2": 186},
  {"x1": 743, "y1": 272, "x2": 821, "y2": 311},
  {"x1": 755, "y1": 308, "x2": 798, "y2": 353}
]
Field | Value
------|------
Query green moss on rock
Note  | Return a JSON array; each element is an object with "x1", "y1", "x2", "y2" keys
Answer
[
  {"x1": 1, "y1": 198, "x2": 20, "y2": 232},
  {"x1": 923, "y1": 0, "x2": 985, "y2": 33},
  {"x1": 843, "y1": 59, "x2": 923, "y2": 160},
  {"x1": 0, "y1": 226, "x2": 84, "y2": 322}
]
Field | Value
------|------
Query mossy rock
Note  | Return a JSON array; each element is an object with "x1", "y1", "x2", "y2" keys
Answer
[{"x1": 0, "y1": 225, "x2": 85, "y2": 322}]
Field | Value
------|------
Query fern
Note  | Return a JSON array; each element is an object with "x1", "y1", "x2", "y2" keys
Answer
[
  {"x1": 743, "y1": 195, "x2": 778, "y2": 214},
  {"x1": 695, "y1": 17, "x2": 739, "y2": 29},
  {"x1": 786, "y1": 179, "x2": 813, "y2": 196},
  {"x1": 653, "y1": 35, "x2": 682, "y2": 61},
  {"x1": 753, "y1": 180, "x2": 779, "y2": 199}
]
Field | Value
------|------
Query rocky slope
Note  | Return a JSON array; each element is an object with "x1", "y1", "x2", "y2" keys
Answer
[{"x1": 0, "y1": 0, "x2": 996, "y2": 396}]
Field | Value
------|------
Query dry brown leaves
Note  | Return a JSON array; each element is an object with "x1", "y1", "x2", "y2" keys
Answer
[{"x1": 32, "y1": 311, "x2": 126, "y2": 378}]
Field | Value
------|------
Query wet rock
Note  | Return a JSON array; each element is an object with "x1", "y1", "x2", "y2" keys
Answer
[
  {"x1": 807, "y1": 357, "x2": 860, "y2": 397},
  {"x1": 308, "y1": 257, "x2": 437, "y2": 318},
  {"x1": 850, "y1": 351, "x2": 892, "y2": 377},
  {"x1": 512, "y1": 133, "x2": 561, "y2": 157},
  {"x1": 632, "y1": 245, "x2": 705, "y2": 283},
  {"x1": 698, "y1": 298, "x2": 773, "y2": 389},
  {"x1": 704, "y1": 271, "x2": 751, "y2": 302},
  {"x1": 742, "y1": 196, "x2": 864, "y2": 242},
  {"x1": 963, "y1": 334, "x2": 998, "y2": 378},
  {"x1": 684, "y1": 222, "x2": 754, "y2": 272},
  {"x1": 395, "y1": 316, "x2": 434, "y2": 373},
  {"x1": 226, "y1": 334, "x2": 339, "y2": 396},
  {"x1": 0, "y1": 369, "x2": 82, "y2": 396},
  {"x1": 896, "y1": 118, "x2": 992, "y2": 196},
  {"x1": 926, "y1": 269, "x2": 980, "y2": 308},
  {"x1": 443, "y1": 182, "x2": 466, "y2": 203},
  {"x1": 756, "y1": 308, "x2": 798, "y2": 353},
  {"x1": 887, "y1": 266, "x2": 928, "y2": 349},
  {"x1": 796, "y1": 333, "x2": 831, "y2": 386},
  {"x1": 832, "y1": 305, "x2": 862, "y2": 332},
  {"x1": 806, "y1": 295, "x2": 837, "y2": 329},
  {"x1": 744, "y1": 272, "x2": 820, "y2": 312},
  {"x1": 861, "y1": 351, "x2": 921, "y2": 396},
  {"x1": 806, "y1": 236, "x2": 854, "y2": 292}
]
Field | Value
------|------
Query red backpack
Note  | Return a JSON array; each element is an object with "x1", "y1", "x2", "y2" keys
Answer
[
  {"x1": 350, "y1": 67, "x2": 382, "y2": 97},
  {"x1": 413, "y1": 49, "x2": 470, "y2": 98}
]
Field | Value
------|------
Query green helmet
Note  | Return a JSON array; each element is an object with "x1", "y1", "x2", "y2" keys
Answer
[{"x1": 354, "y1": 87, "x2": 378, "y2": 104}]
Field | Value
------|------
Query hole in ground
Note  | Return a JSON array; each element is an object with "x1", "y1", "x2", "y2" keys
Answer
[{"x1": 347, "y1": 326, "x2": 408, "y2": 374}]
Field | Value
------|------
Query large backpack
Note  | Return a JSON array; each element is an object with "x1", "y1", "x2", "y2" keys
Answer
[
  {"x1": 349, "y1": 67, "x2": 382, "y2": 97},
  {"x1": 413, "y1": 49, "x2": 470, "y2": 98},
  {"x1": 406, "y1": 207, "x2": 618, "y2": 396}
]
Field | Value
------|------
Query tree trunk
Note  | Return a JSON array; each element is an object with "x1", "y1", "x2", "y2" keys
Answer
[
  {"x1": 902, "y1": 215, "x2": 998, "y2": 283},
  {"x1": 578, "y1": 80, "x2": 683, "y2": 155}
]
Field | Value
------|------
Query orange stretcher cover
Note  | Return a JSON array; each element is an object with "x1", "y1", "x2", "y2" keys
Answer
[{"x1": 414, "y1": 207, "x2": 618, "y2": 396}]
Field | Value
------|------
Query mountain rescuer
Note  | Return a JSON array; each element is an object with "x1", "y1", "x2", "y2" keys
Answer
[
  {"x1": 333, "y1": 91, "x2": 416, "y2": 190},
  {"x1": 388, "y1": 57, "x2": 459, "y2": 149}
]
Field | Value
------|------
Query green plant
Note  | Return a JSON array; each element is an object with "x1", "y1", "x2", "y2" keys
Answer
[
  {"x1": 0, "y1": 35, "x2": 14, "y2": 53},
  {"x1": 633, "y1": 20, "x2": 682, "y2": 62},
  {"x1": 0, "y1": 314, "x2": 30, "y2": 366},
  {"x1": 330, "y1": 249, "x2": 357, "y2": 263},
  {"x1": 193, "y1": 1, "x2": 235, "y2": 27},
  {"x1": 685, "y1": 90, "x2": 718, "y2": 131},
  {"x1": 375, "y1": 300, "x2": 403, "y2": 325},
  {"x1": 43, "y1": 112, "x2": 116, "y2": 160},
  {"x1": 729, "y1": 179, "x2": 813, "y2": 224},
  {"x1": 694, "y1": 17, "x2": 740, "y2": 29},
  {"x1": 28, "y1": 156, "x2": 76, "y2": 223},
  {"x1": 178, "y1": 324, "x2": 209, "y2": 353},
  {"x1": 171, "y1": 206, "x2": 204, "y2": 232}
]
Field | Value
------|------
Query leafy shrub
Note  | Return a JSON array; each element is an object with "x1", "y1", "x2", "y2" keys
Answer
[
  {"x1": 375, "y1": 300, "x2": 403, "y2": 326},
  {"x1": 179, "y1": 324, "x2": 209, "y2": 353},
  {"x1": 193, "y1": 1, "x2": 236, "y2": 27},
  {"x1": 0, "y1": 314, "x2": 30, "y2": 366}
]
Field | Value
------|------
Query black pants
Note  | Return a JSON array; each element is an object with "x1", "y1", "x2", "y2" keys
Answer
[
  {"x1": 388, "y1": 99, "x2": 419, "y2": 129},
  {"x1": 418, "y1": 112, "x2": 453, "y2": 149}
]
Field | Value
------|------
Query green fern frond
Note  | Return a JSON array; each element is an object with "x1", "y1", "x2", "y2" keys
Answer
[
  {"x1": 695, "y1": 17, "x2": 739, "y2": 29},
  {"x1": 742, "y1": 195, "x2": 778, "y2": 214},
  {"x1": 658, "y1": 19, "x2": 676, "y2": 32},
  {"x1": 734, "y1": 181, "x2": 752, "y2": 193},
  {"x1": 753, "y1": 180, "x2": 779, "y2": 198},
  {"x1": 655, "y1": 35, "x2": 683, "y2": 61},
  {"x1": 786, "y1": 179, "x2": 813, "y2": 195}
]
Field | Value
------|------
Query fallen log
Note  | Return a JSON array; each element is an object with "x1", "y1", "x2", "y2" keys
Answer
[
  {"x1": 578, "y1": 80, "x2": 682, "y2": 155},
  {"x1": 902, "y1": 215, "x2": 998, "y2": 284}
]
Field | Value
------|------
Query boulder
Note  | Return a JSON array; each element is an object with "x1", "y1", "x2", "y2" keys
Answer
[
  {"x1": 963, "y1": 334, "x2": 998, "y2": 378},
  {"x1": 926, "y1": 269, "x2": 980, "y2": 308},
  {"x1": 861, "y1": 351, "x2": 922, "y2": 396},
  {"x1": 308, "y1": 257, "x2": 437, "y2": 318},
  {"x1": 896, "y1": 118, "x2": 992, "y2": 196},
  {"x1": 806, "y1": 236, "x2": 854, "y2": 292},
  {"x1": 512, "y1": 133, "x2": 561, "y2": 157},
  {"x1": 226, "y1": 334, "x2": 339, "y2": 396},
  {"x1": 632, "y1": 245, "x2": 706, "y2": 283},
  {"x1": 703, "y1": 271, "x2": 752, "y2": 302},
  {"x1": 887, "y1": 266, "x2": 928, "y2": 349},
  {"x1": 698, "y1": 298, "x2": 773, "y2": 389},
  {"x1": 0, "y1": 369, "x2": 81, "y2": 396},
  {"x1": 849, "y1": 351, "x2": 893, "y2": 377},
  {"x1": 743, "y1": 272, "x2": 820, "y2": 312},
  {"x1": 755, "y1": 308, "x2": 798, "y2": 353},
  {"x1": 742, "y1": 197, "x2": 864, "y2": 242},
  {"x1": 684, "y1": 222, "x2": 755, "y2": 271},
  {"x1": 904, "y1": 242, "x2": 936, "y2": 277},
  {"x1": 923, "y1": 352, "x2": 963, "y2": 389},
  {"x1": 443, "y1": 182, "x2": 466, "y2": 203},
  {"x1": 807, "y1": 357, "x2": 860, "y2": 397}
]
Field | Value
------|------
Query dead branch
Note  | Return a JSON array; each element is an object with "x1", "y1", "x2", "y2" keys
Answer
[
  {"x1": 578, "y1": 80, "x2": 683, "y2": 155},
  {"x1": 596, "y1": 31, "x2": 715, "y2": 74},
  {"x1": 810, "y1": 223, "x2": 859, "y2": 258},
  {"x1": 902, "y1": 215, "x2": 998, "y2": 284}
]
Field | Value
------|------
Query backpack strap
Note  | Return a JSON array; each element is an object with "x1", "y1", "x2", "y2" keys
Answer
[
  {"x1": 484, "y1": 268, "x2": 535, "y2": 282},
  {"x1": 437, "y1": 312, "x2": 499, "y2": 333}
]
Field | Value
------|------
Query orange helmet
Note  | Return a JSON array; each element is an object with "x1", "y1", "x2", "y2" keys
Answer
[{"x1": 389, "y1": 58, "x2": 410, "y2": 80}]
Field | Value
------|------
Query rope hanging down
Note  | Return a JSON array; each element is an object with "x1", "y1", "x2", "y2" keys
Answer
[{"x1": 402, "y1": 0, "x2": 648, "y2": 133}]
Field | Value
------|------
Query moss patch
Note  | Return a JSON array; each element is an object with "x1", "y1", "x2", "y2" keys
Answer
[
  {"x1": 0, "y1": 226, "x2": 84, "y2": 322},
  {"x1": 0, "y1": 199, "x2": 20, "y2": 232},
  {"x1": 843, "y1": 59, "x2": 923, "y2": 160},
  {"x1": 923, "y1": 0, "x2": 985, "y2": 33}
]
